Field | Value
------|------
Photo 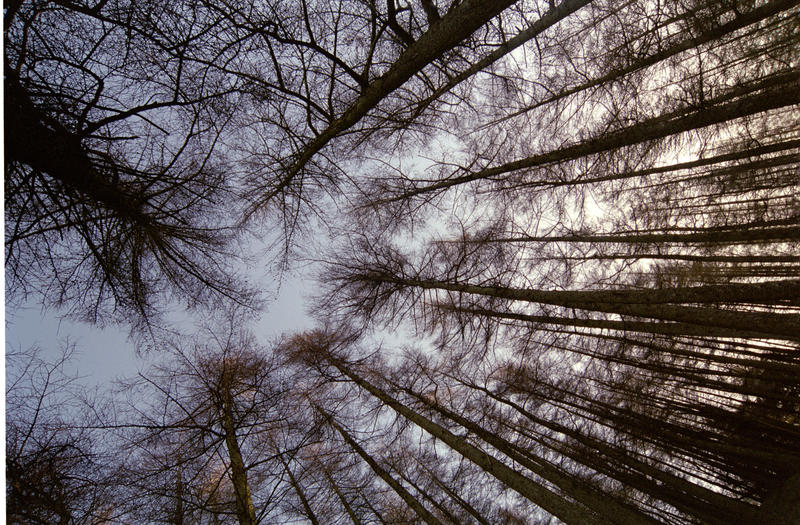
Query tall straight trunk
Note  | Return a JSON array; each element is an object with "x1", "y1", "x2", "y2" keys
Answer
[
  {"x1": 421, "y1": 466, "x2": 492, "y2": 525},
  {"x1": 395, "y1": 384, "x2": 659, "y2": 525},
  {"x1": 220, "y1": 386, "x2": 257, "y2": 525},
  {"x1": 279, "y1": 454, "x2": 321, "y2": 525},
  {"x1": 405, "y1": 0, "x2": 592, "y2": 121},
  {"x1": 254, "y1": 0, "x2": 516, "y2": 211},
  {"x1": 503, "y1": 0, "x2": 800, "y2": 120},
  {"x1": 174, "y1": 457, "x2": 185, "y2": 525},
  {"x1": 461, "y1": 379, "x2": 762, "y2": 524},
  {"x1": 321, "y1": 356, "x2": 607, "y2": 525},
  {"x1": 438, "y1": 303, "x2": 775, "y2": 340},
  {"x1": 388, "y1": 70, "x2": 800, "y2": 202},
  {"x1": 537, "y1": 378, "x2": 800, "y2": 469},
  {"x1": 537, "y1": 339, "x2": 798, "y2": 404},
  {"x1": 464, "y1": 226, "x2": 800, "y2": 245},
  {"x1": 403, "y1": 138, "x2": 800, "y2": 200},
  {"x1": 365, "y1": 273, "x2": 800, "y2": 339},
  {"x1": 323, "y1": 467, "x2": 363, "y2": 525},
  {"x1": 395, "y1": 470, "x2": 462, "y2": 525},
  {"x1": 323, "y1": 413, "x2": 444, "y2": 525},
  {"x1": 392, "y1": 275, "x2": 800, "y2": 305},
  {"x1": 536, "y1": 254, "x2": 800, "y2": 264},
  {"x1": 587, "y1": 332, "x2": 800, "y2": 373},
  {"x1": 508, "y1": 151, "x2": 800, "y2": 193}
]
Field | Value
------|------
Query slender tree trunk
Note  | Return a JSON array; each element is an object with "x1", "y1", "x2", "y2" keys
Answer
[
  {"x1": 367, "y1": 273, "x2": 800, "y2": 339},
  {"x1": 538, "y1": 254, "x2": 800, "y2": 264},
  {"x1": 539, "y1": 379, "x2": 799, "y2": 468},
  {"x1": 220, "y1": 386, "x2": 257, "y2": 525},
  {"x1": 174, "y1": 456, "x2": 185, "y2": 525},
  {"x1": 422, "y1": 466, "x2": 492, "y2": 525},
  {"x1": 463, "y1": 379, "x2": 762, "y2": 524},
  {"x1": 279, "y1": 453, "x2": 321, "y2": 525},
  {"x1": 321, "y1": 356, "x2": 607, "y2": 525},
  {"x1": 412, "y1": 138, "x2": 800, "y2": 198},
  {"x1": 323, "y1": 467, "x2": 363, "y2": 525},
  {"x1": 323, "y1": 412, "x2": 444, "y2": 525},
  {"x1": 506, "y1": 0, "x2": 800, "y2": 119},
  {"x1": 389, "y1": 70, "x2": 800, "y2": 201},
  {"x1": 395, "y1": 470, "x2": 462, "y2": 525},
  {"x1": 396, "y1": 383, "x2": 659, "y2": 525},
  {"x1": 438, "y1": 303, "x2": 776, "y2": 340},
  {"x1": 464, "y1": 226, "x2": 800, "y2": 245},
  {"x1": 406, "y1": 0, "x2": 593, "y2": 121},
  {"x1": 255, "y1": 0, "x2": 516, "y2": 210},
  {"x1": 385, "y1": 274, "x2": 800, "y2": 305}
]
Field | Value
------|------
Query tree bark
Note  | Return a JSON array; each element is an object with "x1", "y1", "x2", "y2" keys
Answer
[
  {"x1": 388, "y1": 70, "x2": 800, "y2": 202},
  {"x1": 279, "y1": 453, "x2": 321, "y2": 525},
  {"x1": 462, "y1": 379, "x2": 762, "y2": 524},
  {"x1": 465, "y1": 226, "x2": 800, "y2": 245},
  {"x1": 323, "y1": 467, "x2": 363, "y2": 525},
  {"x1": 438, "y1": 303, "x2": 777, "y2": 340},
  {"x1": 5, "y1": 67, "x2": 151, "y2": 228},
  {"x1": 503, "y1": 0, "x2": 800, "y2": 120},
  {"x1": 404, "y1": 0, "x2": 593, "y2": 122},
  {"x1": 363, "y1": 272, "x2": 800, "y2": 339},
  {"x1": 396, "y1": 383, "x2": 659, "y2": 525}
]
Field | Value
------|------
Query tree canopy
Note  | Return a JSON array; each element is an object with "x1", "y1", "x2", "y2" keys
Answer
[{"x1": 6, "y1": 0, "x2": 800, "y2": 523}]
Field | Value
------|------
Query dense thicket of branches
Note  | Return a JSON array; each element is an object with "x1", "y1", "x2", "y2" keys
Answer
[
  {"x1": 309, "y1": 0, "x2": 800, "y2": 522},
  {"x1": 5, "y1": 0, "x2": 255, "y2": 326},
  {"x1": 5, "y1": 0, "x2": 554, "y2": 326},
  {"x1": 6, "y1": 0, "x2": 800, "y2": 523},
  {"x1": 6, "y1": 346, "x2": 119, "y2": 524}
]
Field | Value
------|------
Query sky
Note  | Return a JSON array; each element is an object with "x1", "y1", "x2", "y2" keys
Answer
[{"x1": 5, "y1": 273, "x2": 315, "y2": 387}]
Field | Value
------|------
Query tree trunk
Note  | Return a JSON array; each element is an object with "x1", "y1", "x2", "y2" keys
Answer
[
  {"x1": 464, "y1": 379, "x2": 762, "y2": 524},
  {"x1": 438, "y1": 303, "x2": 776, "y2": 340},
  {"x1": 759, "y1": 473, "x2": 800, "y2": 525},
  {"x1": 508, "y1": 0, "x2": 800, "y2": 118},
  {"x1": 5, "y1": 67, "x2": 151, "y2": 228},
  {"x1": 323, "y1": 467, "x2": 363, "y2": 525},
  {"x1": 406, "y1": 0, "x2": 592, "y2": 121},
  {"x1": 323, "y1": 412, "x2": 444, "y2": 525},
  {"x1": 220, "y1": 386, "x2": 257, "y2": 525},
  {"x1": 464, "y1": 226, "x2": 800, "y2": 245},
  {"x1": 424, "y1": 468, "x2": 492, "y2": 525},
  {"x1": 322, "y1": 356, "x2": 607, "y2": 525},
  {"x1": 258, "y1": 0, "x2": 517, "y2": 210},
  {"x1": 396, "y1": 383, "x2": 659, "y2": 525},
  {"x1": 279, "y1": 453, "x2": 321, "y2": 525},
  {"x1": 368, "y1": 273, "x2": 800, "y2": 339},
  {"x1": 390, "y1": 70, "x2": 800, "y2": 201},
  {"x1": 174, "y1": 456, "x2": 185, "y2": 525}
]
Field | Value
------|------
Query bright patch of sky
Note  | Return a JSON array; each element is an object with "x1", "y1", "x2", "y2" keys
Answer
[{"x1": 5, "y1": 271, "x2": 315, "y2": 387}]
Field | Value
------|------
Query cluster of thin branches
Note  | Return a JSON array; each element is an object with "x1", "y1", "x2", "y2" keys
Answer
[{"x1": 6, "y1": 0, "x2": 800, "y2": 523}]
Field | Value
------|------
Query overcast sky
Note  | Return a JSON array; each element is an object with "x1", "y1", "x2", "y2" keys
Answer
[{"x1": 5, "y1": 273, "x2": 315, "y2": 386}]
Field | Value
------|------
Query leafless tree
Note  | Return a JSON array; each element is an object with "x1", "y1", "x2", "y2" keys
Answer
[
  {"x1": 5, "y1": 0, "x2": 260, "y2": 328},
  {"x1": 113, "y1": 315, "x2": 295, "y2": 524},
  {"x1": 6, "y1": 345, "x2": 120, "y2": 524}
]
